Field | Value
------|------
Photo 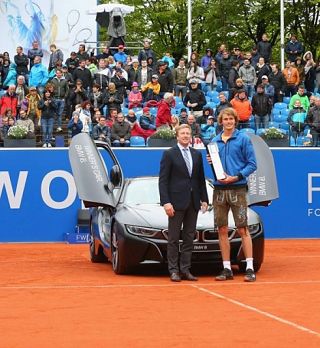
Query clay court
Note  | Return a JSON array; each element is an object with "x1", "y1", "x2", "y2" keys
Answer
[{"x1": 1, "y1": 239, "x2": 320, "y2": 348}]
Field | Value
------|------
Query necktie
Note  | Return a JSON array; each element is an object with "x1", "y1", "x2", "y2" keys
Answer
[{"x1": 182, "y1": 148, "x2": 192, "y2": 176}]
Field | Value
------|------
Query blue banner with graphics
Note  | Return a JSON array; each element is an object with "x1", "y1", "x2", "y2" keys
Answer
[{"x1": 0, "y1": 148, "x2": 320, "y2": 242}]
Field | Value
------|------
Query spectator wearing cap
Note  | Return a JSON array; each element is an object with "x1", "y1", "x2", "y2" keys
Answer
[
  {"x1": 183, "y1": 79, "x2": 206, "y2": 118},
  {"x1": 138, "y1": 38, "x2": 157, "y2": 65},
  {"x1": 173, "y1": 58, "x2": 188, "y2": 100},
  {"x1": 65, "y1": 52, "x2": 79, "y2": 74},
  {"x1": 201, "y1": 48, "x2": 213, "y2": 69},
  {"x1": 141, "y1": 74, "x2": 161, "y2": 102},
  {"x1": 111, "y1": 67, "x2": 128, "y2": 98},
  {"x1": 114, "y1": 45, "x2": 127, "y2": 65},
  {"x1": 196, "y1": 106, "x2": 214, "y2": 125},
  {"x1": 140, "y1": 106, "x2": 156, "y2": 131},
  {"x1": 187, "y1": 61, "x2": 205, "y2": 85},
  {"x1": 128, "y1": 82, "x2": 143, "y2": 109},
  {"x1": 200, "y1": 115, "x2": 216, "y2": 145},
  {"x1": 156, "y1": 60, "x2": 174, "y2": 97},
  {"x1": 231, "y1": 47, "x2": 244, "y2": 65},
  {"x1": 261, "y1": 75, "x2": 275, "y2": 104},
  {"x1": 136, "y1": 59, "x2": 153, "y2": 88},
  {"x1": 156, "y1": 92, "x2": 175, "y2": 128},
  {"x1": 230, "y1": 89, "x2": 252, "y2": 129},
  {"x1": 128, "y1": 58, "x2": 140, "y2": 87},
  {"x1": 23, "y1": 86, "x2": 41, "y2": 124},
  {"x1": 251, "y1": 84, "x2": 272, "y2": 129},
  {"x1": 72, "y1": 59, "x2": 93, "y2": 91}
]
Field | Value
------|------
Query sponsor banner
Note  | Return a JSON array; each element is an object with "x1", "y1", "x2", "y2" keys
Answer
[{"x1": 0, "y1": 148, "x2": 320, "y2": 242}]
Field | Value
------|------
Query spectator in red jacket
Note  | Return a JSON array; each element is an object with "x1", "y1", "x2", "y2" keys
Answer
[
  {"x1": 0, "y1": 85, "x2": 18, "y2": 117},
  {"x1": 156, "y1": 92, "x2": 175, "y2": 129}
]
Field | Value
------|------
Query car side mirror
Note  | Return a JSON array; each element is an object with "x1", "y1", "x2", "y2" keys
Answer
[{"x1": 110, "y1": 165, "x2": 121, "y2": 187}]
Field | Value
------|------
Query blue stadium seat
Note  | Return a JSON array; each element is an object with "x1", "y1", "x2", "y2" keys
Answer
[
  {"x1": 132, "y1": 107, "x2": 142, "y2": 113},
  {"x1": 135, "y1": 110, "x2": 143, "y2": 120},
  {"x1": 240, "y1": 128, "x2": 255, "y2": 134},
  {"x1": 211, "y1": 96, "x2": 220, "y2": 104},
  {"x1": 206, "y1": 90, "x2": 219, "y2": 99},
  {"x1": 175, "y1": 101, "x2": 184, "y2": 109},
  {"x1": 273, "y1": 102, "x2": 287, "y2": 110},
  {"x1": 216, "y1": 80, "x2": 223, "y2": 91},
  {"x1": 171, "y1": 108, "x2": 180, "y2": 115},
  {"x1": 174, "y1": 96, "x2": 182, "y2": 104},
  {"x1": 130, "y1": 136, "x2": 146, "y2": 147},
  {"x1": 122, "y1": 107, "x2": 129, "y2": 115},
  {"x1": 283, "y1": 97, "x2": 291, "y2": 104},
  {"x1": 273, "y1": 113, "x2": 287, "y2": 123},
  {"x1": 281, "y1": 109, "x2": 290, "y2": 118},
  {"x1": 279, "y1": 122, "x2": 290, "y2": 131},
  {"x1": 206, "y1": 102, "x2": 217, "y2": 110},
  {"x1": 150, "y1": 107, "x2": 158, "y2": 116},
  {"x1": 268, "y1": 121, "x2": 280, "y2": 128},
  {"x1": 256, "y1": 128, "x2": 266, "y2": 136}
]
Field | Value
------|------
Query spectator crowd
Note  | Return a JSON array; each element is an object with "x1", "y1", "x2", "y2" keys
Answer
[{"x1": 0, "y1": 33, "x2": 320, "y2": 147}]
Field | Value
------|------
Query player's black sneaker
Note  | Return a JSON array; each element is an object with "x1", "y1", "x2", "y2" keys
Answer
[
  {"x1": 215, "y1": 268, "x2": 234, "y2": 281},
  {"x1": 244, "y1": 268, "x2": 256, "y2": 282}
]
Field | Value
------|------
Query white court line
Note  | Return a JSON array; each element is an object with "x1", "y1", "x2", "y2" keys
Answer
[
  {"x1": 1, "y1": 279, "x2": 320, "y2": 289},
  {"x1": 192, "y1": 284, "x2": 320, "y2": 338}
]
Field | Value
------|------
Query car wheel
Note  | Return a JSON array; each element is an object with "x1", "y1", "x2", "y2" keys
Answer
[
  {"x1": 89, "y1": 219, "x2": 107, "y2": 263},
  {"x1": 238, "y1": 261, "x2": 262, "y2": 273},
  {"x1": 111, "y1": 229, "x2": 128, "y2": 274}
]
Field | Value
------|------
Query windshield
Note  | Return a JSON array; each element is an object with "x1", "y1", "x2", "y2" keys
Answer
[{"x1": 124, "y1": 178, "x2": 214, "y2": 205}]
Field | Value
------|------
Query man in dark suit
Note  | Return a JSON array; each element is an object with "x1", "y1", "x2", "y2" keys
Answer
[{"x1": 159, "y1": 124, "x2": 209, "y2": 282}]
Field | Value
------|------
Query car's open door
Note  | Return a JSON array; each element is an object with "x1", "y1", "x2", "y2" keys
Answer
[
  {"x1": 69, "y1": 133, "x2": 124, "y2": 208},
  {"x1": 246, "y1": 134, "x2": 279, "y2": 207}
]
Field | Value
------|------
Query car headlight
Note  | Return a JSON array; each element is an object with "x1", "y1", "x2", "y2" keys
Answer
[
  {"x1": 126, "y1": 225, "x2": 162, "y2": 238},
  {"x1": 248, "y1": 223, "x2": 260, "y2": 234}
]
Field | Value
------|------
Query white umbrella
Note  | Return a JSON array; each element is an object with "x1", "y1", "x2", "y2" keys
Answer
[{"x1": 87, "y1": 3, "x2": 134, "y2": 15}]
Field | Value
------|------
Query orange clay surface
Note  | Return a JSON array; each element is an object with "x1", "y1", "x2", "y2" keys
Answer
[{"x1": 0, "y1": 239, "x2": 320, "y2": 348}]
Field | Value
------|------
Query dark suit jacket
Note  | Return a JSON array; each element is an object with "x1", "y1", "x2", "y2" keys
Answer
[{"x1": 159, "y1": 145, "x2": 208, "y2": 210}]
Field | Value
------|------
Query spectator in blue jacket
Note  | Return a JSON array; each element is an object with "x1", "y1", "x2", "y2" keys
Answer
[
  {"x1": 2, "y1": 63, "x2": 17, "y2": 89},
  {"x1": 29, "y1": 56, "x2": 49, "y2": 95},
  {"x1": 67, "y1": 111, "x2": 83, "y2": 138},
  {"x1": 200, "y1": 115, "x2": 216, "y2": 145}
]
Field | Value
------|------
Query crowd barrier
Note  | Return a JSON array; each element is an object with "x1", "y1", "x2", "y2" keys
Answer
[{"x1": 0, "y1": 147, "x2": 319, "y2": 242}]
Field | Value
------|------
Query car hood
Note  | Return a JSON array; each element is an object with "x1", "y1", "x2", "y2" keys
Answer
[{"x1": 116, "y1": 204, "x2": 260, "y2": 229}]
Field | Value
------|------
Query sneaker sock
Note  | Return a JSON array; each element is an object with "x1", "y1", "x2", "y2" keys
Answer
[
  {"x1": 246, "y1": 258, "x2": 254, "y2": 270},
  {"x1": 223, "y1": 261, "x2": 231, "y2": 270}
]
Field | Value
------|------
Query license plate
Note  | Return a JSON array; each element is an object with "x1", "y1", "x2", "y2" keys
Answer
[{"x1": 179, "y1": 243, "x2": 216, "y2": 252}]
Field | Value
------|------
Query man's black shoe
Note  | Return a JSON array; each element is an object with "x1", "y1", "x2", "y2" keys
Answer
[
  {"x1": 215, "y1": 268, "x2": 234, "y2": 281},
  {"x1": 170, "y1": 272, "x2": 181, "y2": 282},
  {"x1": 181, "y1": 272, "x2": 198, "y2": 281}
]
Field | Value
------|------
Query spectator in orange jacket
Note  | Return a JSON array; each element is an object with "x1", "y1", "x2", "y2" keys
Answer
[
  {"x1": 230, "y1": 90, "x2": 252, "y2": 129},
  {"x1": 282, "y1": 60, "x2": 300, "y2": 97}
]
